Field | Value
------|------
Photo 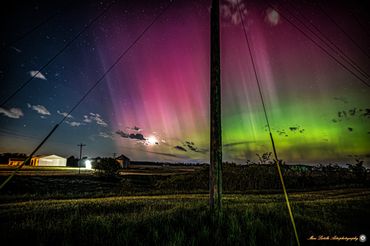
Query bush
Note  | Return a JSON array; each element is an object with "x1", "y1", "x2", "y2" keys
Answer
[{"x1": 93, "y1": 158, "x2": 120, "y2": 177}]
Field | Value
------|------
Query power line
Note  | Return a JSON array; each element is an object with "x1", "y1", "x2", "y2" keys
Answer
[
  {"x1": 57, "y1": 2, "x2": 173, "y2": 125},
  {"x1": 0, "y1": 1, "x2": 116, "y2": 108},
  {"x1": 315, "y1": 1, "x2": 370, "y2": 60},
  {"x1": 349, "y1": 10, "x2": 370, "y2": 37},
  {"x1": 0, "y1": 128, "x2": 41, "y2": 141},
  {"x1": 0, "y1": 124, "x2": 59, "y2": 190},
  {"x1": 284, "y1": 0, "x2": 369, "y2": 80},
  {"x1": 0, "y1": 0, "x2": 174, "y2": 190},
  {"x1": 266, "y1": 2, "x2": 370, "y2": 88},
  {"x1": 237, "y1": 4, "x2": 300, "y2": 246}
]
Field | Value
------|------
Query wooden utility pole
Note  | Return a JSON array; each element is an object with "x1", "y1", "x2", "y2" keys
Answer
[
  {"x1": 77, "y1": 143, "x2": 86, "y2": 174},
  {"x1": 210, "y1": 0, "x2": 222, "y2": 211}
]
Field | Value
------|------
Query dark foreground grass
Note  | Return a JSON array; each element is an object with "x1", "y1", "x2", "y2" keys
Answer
[{"x1": 1, "y1": 189, "x2": 369, "y2": 246}]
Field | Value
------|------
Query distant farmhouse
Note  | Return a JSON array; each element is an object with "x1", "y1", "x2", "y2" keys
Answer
[
  {"x1": 116, "y1": 154, "x2": 130, "y2": 168},
  {"x1": 30, "y1": 155, "x2": 67, "y2": 167},
  {"x1": 8, "y1": 158, "x2": 26, "y2": 166}
]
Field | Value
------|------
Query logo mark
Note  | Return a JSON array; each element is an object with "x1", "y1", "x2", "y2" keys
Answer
[{"x1": 359, "y1": 234, "x2": 367, "y2": 243}]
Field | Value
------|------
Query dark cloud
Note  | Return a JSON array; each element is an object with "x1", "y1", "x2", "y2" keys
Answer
[
  {"x1": 338, "y1": 111, "x2": 347, "y2": 118},
  {"x1": 115, "y1": 130, "x2": 146, "y2": 141},
  {"x1": 129, "y1": 133, "x2": 145, "y2": 140},
  {"x1": 223, "y1": 141, "x2": 256, "y2": 147},
  {"x1": 273, "y1": 126, "x2": 304, "y2": 136},
  {"x1": 349, "y1": 108, "x2": 357, "y2": 116},
  {"x1": 289, "y1": 127, "x2": 298, "y2": 132},
  {"x1": 333, "y1": 97, "x2": 348, "y2": 104},
  {"x1": 174, "y1": 146, "x2": 187, "y2": 152},
  {"x1": 276, "y1": 129, "x2": 288, "y2": 137},
  {"x1": 126, "y1": 126, "x2": 142, "y2": 131},
  {"x1": 146, "y1": 151, "x2": 184, "y2": 158},
  {"x1": 187, "y1": 143, "x2": 198, "y2": 152},
  {"x1": 116, "y1": 130, "x2": 129, "y2": 138},
  {"x1": 363, "y1": 109, "x2": 370, "y2": 118},
  {"x1": 183, "y1": 141, "x2": 208, "y2": 153},
  {"x1": 133, "y1": 126, "x2": 141, "y2": 131},
  {"x1": 332, "y1": 108, "x2": 370, "y2": 123}
]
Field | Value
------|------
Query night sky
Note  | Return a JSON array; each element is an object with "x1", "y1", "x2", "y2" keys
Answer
[{"x1": 0, "y1": 0, "x2": 369, "y2": 164}]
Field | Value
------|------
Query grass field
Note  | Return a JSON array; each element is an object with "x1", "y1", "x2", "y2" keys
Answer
[
  {"x1": 1, "y1": 189, "x2": 369, "y2": 245},
  {"x1": 0, "y1": 165, "x2": 369, "y2": 245}
]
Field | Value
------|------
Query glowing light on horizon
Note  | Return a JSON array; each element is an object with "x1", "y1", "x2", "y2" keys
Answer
[
  {"x1": 147, "y1": 136, "x2": 158, "y2": 145},
  {"x1": 85, "y1": 160, "x2": 92, "y2": 169}
]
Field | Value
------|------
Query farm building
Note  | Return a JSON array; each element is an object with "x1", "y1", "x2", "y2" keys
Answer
[
  {"x1": 8, "y1": 158, "x2": 26, "y2": 166},
  {"x1": 116, "y1": 154, "x2": 130, "y2": 168},
  {"x1": 30, "y1": 155, "x2": 67, "y2": 167}
]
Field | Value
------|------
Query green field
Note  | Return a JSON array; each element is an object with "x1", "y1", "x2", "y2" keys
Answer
[{"x1": 0, "y1": 164, "x2": 369, "y2": 245}]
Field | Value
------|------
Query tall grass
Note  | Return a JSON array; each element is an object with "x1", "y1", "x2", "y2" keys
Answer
[{"x1": 1, "y1": 191, "x2": 369, "y2": 245}]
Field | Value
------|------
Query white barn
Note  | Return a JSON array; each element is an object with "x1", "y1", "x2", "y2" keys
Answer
[{"x1": 30, "y1": 155, "x2": 67, "y2": 167}]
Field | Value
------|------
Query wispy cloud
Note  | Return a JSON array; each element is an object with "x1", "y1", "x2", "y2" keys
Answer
[
  {"x1": 65, "y1": 121, "x2": 82, "y2": 127},
  {"x1": 265, "y1": 8, "x2": 280, "y2": 26},
  {"x1": 27, "y1": 103, "x2": 50, "y2": 115},
  {"x1": 83, "y1": 113, "x2": 108, "y2": 127},
  {"x1": 98, "y1": 132, "x2": 113, "y2": 139},
  {"x1": 57, "y1": 110, "x2": 73, "y2": 119},
  {"x1": 29, "y1": 70, "x2": 47, "y2": 80},
  {"x1": 0, "y1": 107, "x2": 23, "y2": 119},
  {"x1": 221, "y1": 0, "x2": 247, "y2": 25},
  {"x1": 11, "y1": 46, "x2": 22, "y2": 53},
  {"x1": 83, "y1": 115, "x2": 92, "y2": 123}
]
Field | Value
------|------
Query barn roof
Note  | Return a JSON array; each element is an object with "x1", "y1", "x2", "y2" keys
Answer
[
  {"x1": 116, "y1": 154, "x2": 130, "y2": 161},
  {"x1": 33, "y1": 154, "x2": 66, "y2": 159},
  {"x1": 9, "y1": 158, "x2": 26, "y2": 161}
]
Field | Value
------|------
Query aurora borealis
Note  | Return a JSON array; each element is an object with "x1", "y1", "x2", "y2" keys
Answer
[{"x1": 0, "y1": 0, "x2": 369, "y2": 164}]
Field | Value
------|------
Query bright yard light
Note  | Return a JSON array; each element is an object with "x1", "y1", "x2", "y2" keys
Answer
[
  {"x1": 85, "y1": 160, "x2": 92, "y2": 169},
  {"x1": 147, "y1": 136, "x2": 158, "y2": 145}
]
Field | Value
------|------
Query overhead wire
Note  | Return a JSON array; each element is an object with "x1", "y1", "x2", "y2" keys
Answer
[
  {"x1": 0, "y1": 0, "x2": 174, "y2": 190},
  {"x1": 284, "y1": 0, "x2": 369, "y2": 80},
  {"x1": 266, "y1": 2, "x2": 370, "y2": 88},
  {"x1": 315, "y1": 1, "x2": 370, "y2": 60},
  {"x1": 349, "y1": 10, "x2": 370, "y2": 37},
  {"x1": 237, "y1": 3, "x2": 300, "y2": 246},
  {"x1": 0, "y1": 1, "x2": 116, "y2": 108}
]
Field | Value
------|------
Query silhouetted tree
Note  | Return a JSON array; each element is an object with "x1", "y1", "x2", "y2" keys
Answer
[
  {"x1": 93, "y1": 158, "x2": 120, "y2": 177},
  {"x1": 66, "y1": 156, "x2": 78, "y2": 167},
  {"x1": 347, "y1": 160, "x2": 366, "y2": 181},
  {"x1": 256, "y1": 152, "x2": 273, "y2": 164},
  {"x1": 0, "y1": 153, "x2": 27, "y2": 164}
]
